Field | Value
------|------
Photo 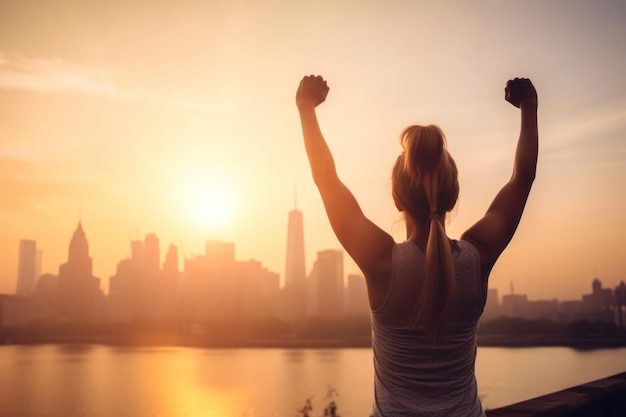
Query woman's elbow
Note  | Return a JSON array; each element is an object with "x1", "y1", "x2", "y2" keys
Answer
[
  {"x1": 313, "y1": 172, "x2": 336, "y2": 190},
  {"x1": 311, "y1": 165, "x2": 339, "y2": 188},
  {"x1": 513, "y1": 170, "x2": 536, "y2": 192}
]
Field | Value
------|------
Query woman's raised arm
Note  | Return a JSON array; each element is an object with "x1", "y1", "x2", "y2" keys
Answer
[
  {"x1": 461, "y1": 78, "x2": 539, "y2": 275},
  {"x1": 296, "y1": 75, "x2": 394, "y2": 283}
]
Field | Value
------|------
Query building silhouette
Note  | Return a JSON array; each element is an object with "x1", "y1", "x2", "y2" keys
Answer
[
  {"x1": 138, "y1": 233, "x2": 161, "y2": 320},
  {"x1": 57, "y1": 221, "x2": 104, "y2": 322},
  {"x1": 16, "y1": 239, "x2": 40, "y2": 296},
  {"x1": 235, "y1": 259, "x2": 280, "y2": 320},
  {"x1": 160, "y1": 244, "x2": 181, "y2": 321},
  {"x1": 282, "y1": 203, "x2": 307, "y2": 321},
  {"x1": 108, "y1": 238, "x2": 146, "y2": 322},
  {"x1": 345, "y1": 273, "x2": 369, "y2": 317},
  {"x1": 308, "y1": 249, "x2": 344, "y2": 318},
  {"x1": 182, "y1": 240, "x2": 237, "y2": 321},
  {"x1": 4, "y1": 208, "x2": 626, "y2": 333},
  {"x1": 480, "y1": 278, "x2": 626, "y2": 328},
  {"x1": 182, "y1": 240, "x2": 279, "y2": 323},
  {"x1": 31, "y1": 273, "x2": 59, "y2": 320},
  {"x1": 615, "y1": 281, "x2": 626, "y2": 327},
  {"x1": 109, "y1": 236, "x2": 181, "y2": 323},
  {"x1": 580, "y1": 278, "x2": 615, "y2": 322},
  {"x1": 482, "y1": 288, "x2": 502, "y2": 321},
  {"x1": 108, "y1": 257, "x2": 136, "y2": 322}
]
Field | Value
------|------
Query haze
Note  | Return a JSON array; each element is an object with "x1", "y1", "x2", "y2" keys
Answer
[{"x1": 1, "y1": 0, "x2": 625, "y2": 301}]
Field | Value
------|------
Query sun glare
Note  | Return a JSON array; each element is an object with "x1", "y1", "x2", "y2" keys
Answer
[{"x1": 180, "y1": 178, "x2": 237, "y2": 229}]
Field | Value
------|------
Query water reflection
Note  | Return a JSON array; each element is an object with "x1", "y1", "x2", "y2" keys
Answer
[
  {"x1": 54, "y1": 344, "x2": 98, "y2": 364},
  {"x1": 312, "y1": 349, "x2": 340, "y2": 363},
  {"x1": 1, "y1": 345, "x2": 623, "y2": 417},
  {"x1": 109, "y1": 345, "x2": 179, "y2": 355},
  {"x1": 283, "y1": 349, "x2": 306, "y2": 363},
  {"x1": 169, "y1": 384, "x2": 245, "y2": 417},
  {"x1": 476, "y1": 347, "x2": 626, "y2": 409}
]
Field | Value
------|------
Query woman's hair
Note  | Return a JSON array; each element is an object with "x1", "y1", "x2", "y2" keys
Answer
[{"x1": 392, "y1": 125, "x2": 459, "y2": 337}]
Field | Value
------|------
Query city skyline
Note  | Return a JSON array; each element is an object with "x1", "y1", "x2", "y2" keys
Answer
[
  {"x1": 1, "y1": 2, "x2": 625, "y2": 301},
  {"x1": 5, "y1": 215, "x2": 624, "y2": 307},
  {"x1": 2, "y1": 215, "x2": 623, "y2": 331},
  {"x1": 2, "y1": 216, "x2": 372, "y2": 326},
  {"x1": 0, "y1": 214, "x2": 626, "y2": 328}
]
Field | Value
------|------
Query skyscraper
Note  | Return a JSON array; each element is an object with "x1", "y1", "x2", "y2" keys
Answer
[
  {"x1": 283, "y1": 204, "x2": 307, "y2": 320},
  {"x1": 161, "y1": 244, "x2": 180, "y2": 320},
  {"x1": 108, "y1": 258, "x2": 135, "y2": 322},
  {"x1": 345, "y1": 273, "x2": 369, "y2": 317},
  {"x1": 57, "y1": 221, "x2": 103, "y2": 322},
  {"x1": 308, "y1": 249, "x2": 344, "y2": 318},
  {"x1": 181, "y1": 240, "x2": 238, "y2": 321},
  {"x1": 135, "y1": 233, "x2": 162, "y2": 321},
  {"x1": 16, "y1": 239, "x2": 39, "y2": 296},
  {"x1": 143, "y1": 233, "x2": 160, "y2": 274},
  {"x1": 285, "y1": 208, "x2": 305, "y2": 288}
]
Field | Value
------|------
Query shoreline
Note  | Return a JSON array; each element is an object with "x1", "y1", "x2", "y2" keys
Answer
[
  {"x1": 476, "y1": 334, "x2": 626, "y2": 349},
  {"x1": 2, "y1": 334, "x2": 626, "y2": 349}
]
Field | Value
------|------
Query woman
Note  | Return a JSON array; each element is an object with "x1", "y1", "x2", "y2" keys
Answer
[{"x1": 296, "y1": 75, "x2": 538, "y2": 416}]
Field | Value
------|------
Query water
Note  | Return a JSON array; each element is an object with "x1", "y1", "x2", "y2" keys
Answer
[{"x1": 1, "y1": 344, "x2": 625, "y2": 417}]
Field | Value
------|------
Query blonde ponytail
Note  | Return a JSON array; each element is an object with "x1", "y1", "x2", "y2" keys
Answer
[
  {"x1": 392, "y1": 125, "x2": 459, "y2": 337},
  {"x1": 416, "y1": 212, "x2": 456, "y2": 337}
]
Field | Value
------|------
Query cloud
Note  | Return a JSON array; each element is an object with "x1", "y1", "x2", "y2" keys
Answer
[
  {"x1": 0, "y1": 52, "x2": 122, "y2": 97},
  {"x1": 543, "y1": 103, "x2": 626, "y2": 151},
  {"x1": 0, "y1": 52, "x2": 231, "y2": 113}
]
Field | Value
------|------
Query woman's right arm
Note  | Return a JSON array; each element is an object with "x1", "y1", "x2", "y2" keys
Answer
[
  {"x1": 296, "y1": 75, "x2": 394, "y2": 284},
  {"x1": 461, "y1": 78, "x2": 538, "y2": 275}
]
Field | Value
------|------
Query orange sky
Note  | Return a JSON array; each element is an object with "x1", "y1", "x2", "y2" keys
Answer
[{"x1": 1, "y1": 1, "x2": 625, "y2": 301}]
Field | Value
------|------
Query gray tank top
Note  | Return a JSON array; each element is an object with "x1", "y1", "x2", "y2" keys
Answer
[{"x1": 370, "y1": 240, "x2": 487, "y2": 417}]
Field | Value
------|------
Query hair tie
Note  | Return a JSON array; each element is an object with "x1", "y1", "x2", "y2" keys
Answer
[{"x1": 429, "y1": 211, "x2": 439, "y2": 221}]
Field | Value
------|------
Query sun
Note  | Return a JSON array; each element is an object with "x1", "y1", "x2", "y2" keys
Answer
[{"x1": 180, "y1": 178, "x2": 237, "y2": 229}]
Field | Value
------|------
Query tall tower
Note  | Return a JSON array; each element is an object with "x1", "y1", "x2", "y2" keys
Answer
[
  {"x1": 283, "y1": 195, "x2": 307, "y2": 320},
  {"x1": 68, "y1": 222, "x2": 90, "y2": 266},
  {"x1": 16, "y1": 239, "x2": 39, "y2": 295},
  {"x1": 58, "y1": 221, "x2": 102, "y2": 322},
  {"x1": 285, "y1": 208, "x2": 306, "y2": 288}
]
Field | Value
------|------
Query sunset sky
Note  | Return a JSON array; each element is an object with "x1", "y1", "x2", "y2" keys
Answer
[{"x1": 1, "y1": 0, "x2": 624, "y2": 301}]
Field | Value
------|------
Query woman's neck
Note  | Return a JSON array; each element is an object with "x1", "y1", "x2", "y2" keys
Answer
[
  {"x1": 406, "y1": 216, "x2": 446, "y2": 252},
  {"x1": 406, "y1": 218, "x2": 428, "y2": 252}
]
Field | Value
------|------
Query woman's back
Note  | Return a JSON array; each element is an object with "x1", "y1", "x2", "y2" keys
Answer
[
  {"x1": 370, "y1": 240, "x2": 486, "y2": 417},
  {"x1": 296, "y1": 75, "x2": 537, "y2": 417}
]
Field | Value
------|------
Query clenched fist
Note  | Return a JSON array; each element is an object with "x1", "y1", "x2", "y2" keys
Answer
[
  {"x1": 296, "y1": 75, "x2": 329, "y2": 110},
  {"x1": 505, "y1": 78, "x2": 537, "y2": 109}
]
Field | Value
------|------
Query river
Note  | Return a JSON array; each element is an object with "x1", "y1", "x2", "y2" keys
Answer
[{"x1": 1, "y1": 344, "x2": 625, "y2": 417}]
